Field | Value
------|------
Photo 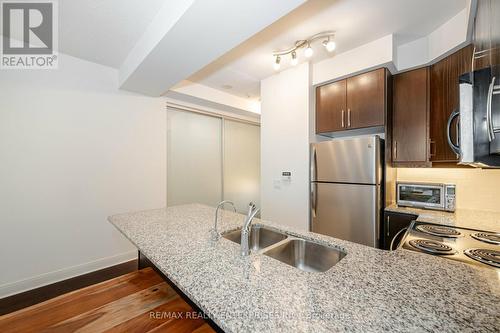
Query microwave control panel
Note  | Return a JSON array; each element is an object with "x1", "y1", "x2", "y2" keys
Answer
[{"x1": 445, "y1": 185, "x2": 456, "y2": 212}]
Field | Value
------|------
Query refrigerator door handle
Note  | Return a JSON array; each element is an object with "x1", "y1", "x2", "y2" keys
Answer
[
  {"x1": 311, "y1": 183, "x2": 318, "y2": 218},
  {"x1": 310, "y1": 145, "x2": 318, "y2": 182}
]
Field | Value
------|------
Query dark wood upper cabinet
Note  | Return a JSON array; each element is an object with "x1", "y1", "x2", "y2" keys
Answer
[
  {"x1": 316, "y1": 68, "x2": 386, "y2": 134},
  {"x1": 473, "y1": 0, "x2": 500, "y2": 70},
  {"x1": 316, "y1": 80, "x2": 346, "y2": 133},
  {"x1": 389, "y1": 44, "x2": 473, "y2": 167},
  {"x1": 429, "y1": 45, "x2": 473, "y2": 163},
  {"x1": 347, "y1": 68, "x2": 386, "y2": 129},
  {"x1": 392, "y1": 67, "x2": 430, "y2": 166}
]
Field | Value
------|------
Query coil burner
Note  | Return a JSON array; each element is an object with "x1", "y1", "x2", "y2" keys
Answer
[
  {"x1": 415, "y1": 224, "x2": 462, "y2": 238},
  {"x1": 471, "y1": 232, "x2": 500, "y2": 245},
  {"x1": 464, "y1": 249, "x2": 500, "y2": 268},
  {"x1": 409, "y1": 239, "x2": 456, "y2": 255}
]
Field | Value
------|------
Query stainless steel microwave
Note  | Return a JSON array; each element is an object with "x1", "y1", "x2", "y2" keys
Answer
[
  {"x1": 447, "y1": 66, "x2": 500, "y2": 168},
  {"x1": 396, "y1": 183, "x2": 456, "y2": 212}
]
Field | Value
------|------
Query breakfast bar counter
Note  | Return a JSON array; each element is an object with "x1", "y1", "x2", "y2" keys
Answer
[{"x1": 109, "y1": 204, "x2": 500, "y2": 333}]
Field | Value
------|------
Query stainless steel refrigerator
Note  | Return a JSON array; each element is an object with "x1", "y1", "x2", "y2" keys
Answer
[{"x1": 310, "y1": 136, "x2": 383, "y2": 247}]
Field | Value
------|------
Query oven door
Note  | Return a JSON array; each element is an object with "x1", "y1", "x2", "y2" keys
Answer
[{"x1": 397, "y1": 184, "x2": 445, "y2": 210}]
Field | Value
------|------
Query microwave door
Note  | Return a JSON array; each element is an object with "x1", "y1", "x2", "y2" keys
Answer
[
  {"x1": 398, "y1": 185, "x2": 444, "y2": 210},
  {"x1": 490, "y1": 75, "x2": 500, "y2": 155},
  {"x1": 456, "y1": 68, "x2": 500, "y2": 167},
  {"x1": 473, "y1": 69, "x2": 500, "y2": 166}
]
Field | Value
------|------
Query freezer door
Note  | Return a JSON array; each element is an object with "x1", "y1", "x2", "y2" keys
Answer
[
  {"x1": 311, "y1": 182, "x2": 379, "y2": 247},
  {"x1": 311, "y1": 136, "x2": 381, "y2": 184}
]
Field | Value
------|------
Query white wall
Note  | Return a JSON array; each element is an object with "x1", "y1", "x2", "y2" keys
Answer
[
  {"x1": 0, "y1": 53, "x2": 166, "y2": 297},
  {"x1": 260, "y1": 63, "x2": 311, "y2": 231},
  {"x1": 427, "y1": 6, "x2": 471, "y2": 63},
  {"x1": 395, "y1": 5, "x2": 473, "y2": 71},
  {"x1": 313, "y1": 34, "x2": 396, "y2": 86}
]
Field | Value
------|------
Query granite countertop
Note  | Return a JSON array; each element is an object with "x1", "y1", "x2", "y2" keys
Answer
[
  {"x1": 385, "y1": 204, "x2": 500, "y2": 232},
  {"x1": 109, "y1": 204, "x2": 499, "y2": 333}
]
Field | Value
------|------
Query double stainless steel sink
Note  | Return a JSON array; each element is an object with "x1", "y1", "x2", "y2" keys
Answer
[
  {"x1": 222, "y1": 226, "x2": 287, "y2": 251},
  {"x1": 222, "y1": 226, "x2": 346, "y2": 273}
]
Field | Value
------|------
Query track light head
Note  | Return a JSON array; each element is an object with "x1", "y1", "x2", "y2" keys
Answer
[
  {"x1": 291, "y1": 51, "x2": 298, "y2": 66},
  {"x1": 304, "y1": 43, "x2": 313, "y2": 58},
  {"x1": 324, "y1": 38, "x2": 336, "y2": 52},
  {"x1": 273, "y1": 56, "x2": 281, "y2": 70}
]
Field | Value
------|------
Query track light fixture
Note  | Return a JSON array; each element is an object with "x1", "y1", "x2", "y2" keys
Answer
[{"x1": 272, "y1": 31, "x2": 336, "y2": 70}]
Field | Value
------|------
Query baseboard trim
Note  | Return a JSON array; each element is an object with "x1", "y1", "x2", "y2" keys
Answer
[
  {"x1": 0, "y1": 255, "x2": 138, "y2": 315},
  {"x1": 0, "y1": 250, "x2": 137, "y2": 299}
]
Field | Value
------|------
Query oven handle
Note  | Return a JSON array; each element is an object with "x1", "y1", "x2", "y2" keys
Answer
[
  {"x1": 446, "y1": 109, "x2": 460, "y2": 155},
  {"x1": 390, "y1": 227, "x2": 408, "y2": 251}
]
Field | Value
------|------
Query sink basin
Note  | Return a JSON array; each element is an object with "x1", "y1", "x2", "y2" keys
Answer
[
  {"x1": 263, "y1": 239, "x2": 346, "y2": 273},
  {"x1": 222, "y1": 226, "x2": 287, "y2": 251}
]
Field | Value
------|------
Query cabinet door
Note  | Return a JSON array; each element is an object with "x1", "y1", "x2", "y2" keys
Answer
[
  {"x1": 316, "y1": 80, "x2": 346, "y2": 133},
  {"x1": 393, "y1": 68, "x2": 429, "y2": 165},
  {"x1": 382, "y1": 212, "x2": 417, "y2": 250},
  {"x1": 473, "y1": 0, "x2": 500, "y2": 70},
  {"x1": 430, "y1": 45, "x2": 473, "y2": 162},
  {"x1": 346, "y1": 68, "x2": 385, "y2": 129}
]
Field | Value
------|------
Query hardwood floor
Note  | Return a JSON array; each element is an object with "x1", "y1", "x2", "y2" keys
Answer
[
  {"x1": 0, "y1": 260, "x2": 138, "y2": 315},
  {"x1": 0, "y1": 268, "x2": 215, "y2": 333}
]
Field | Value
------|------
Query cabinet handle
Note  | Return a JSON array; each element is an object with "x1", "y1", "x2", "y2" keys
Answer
[
  {"x1": 386, "y1": 216, "x2": 390, "y2": 237},
  {"x1": 430, "y1": 140, "x2": 436, "y2": 157},
  {"x1": 347, "y1": 109, "x2": 351, "y2": 127},
  {"x1": 394, "y1": 141, "x2": 397, "y2": 160},
  {"x1": 341, "y1": 110, "x2": 345, "y2": 128}
]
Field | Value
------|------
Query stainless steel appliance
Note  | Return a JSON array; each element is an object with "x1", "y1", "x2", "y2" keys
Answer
[
  {"x1": 396, "y1": 182, "x2": 456, "y2": 212},
  {"x1": 447, "y1": 66, "x2": 500, "y2": 167},
  {"x1": 310, "y1": 136, "x2": 382, "y2": 247},
  {"x1": 399, "y1": 221, "x2": 500, "y2": 271}
]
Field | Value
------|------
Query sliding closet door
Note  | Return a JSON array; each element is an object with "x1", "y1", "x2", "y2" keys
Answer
[
  {"x1": 167, "y1": 109, "x2": 222, "y2": 206},
  {"x1": 223, "y1": 120, "x2": 260, "y2": 213}
]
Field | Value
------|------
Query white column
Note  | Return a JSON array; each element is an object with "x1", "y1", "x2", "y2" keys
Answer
[{"x1": 260, "y1": 63, "x2": 311, "y2": 231}]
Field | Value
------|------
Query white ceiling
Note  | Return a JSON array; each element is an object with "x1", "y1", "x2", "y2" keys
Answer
[
  {"x1": 58, "y1": 0, "x2": 168, "y2": 68},
  {"x1": 118, "y1": 0, "x2": 305, "y2": 96},
  {"x1": 7, "y1": 0, "x2": 467, "y2": 100},
  {"x1": 187, "y1": 0, "x2": 467, "y2": 100}
]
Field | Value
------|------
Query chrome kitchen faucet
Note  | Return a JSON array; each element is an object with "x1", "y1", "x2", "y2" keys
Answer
[
  {"x1": 211, "y1": 200, "x2": 236, "y2": 241},
  {"x1": 241, "y1": 202, "x2": 260, "y2": 256}
]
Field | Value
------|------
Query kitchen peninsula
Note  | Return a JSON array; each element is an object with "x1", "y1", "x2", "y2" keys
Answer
[{"x1": 109, "y1": 204, "x2": 500, "y2": 333}]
